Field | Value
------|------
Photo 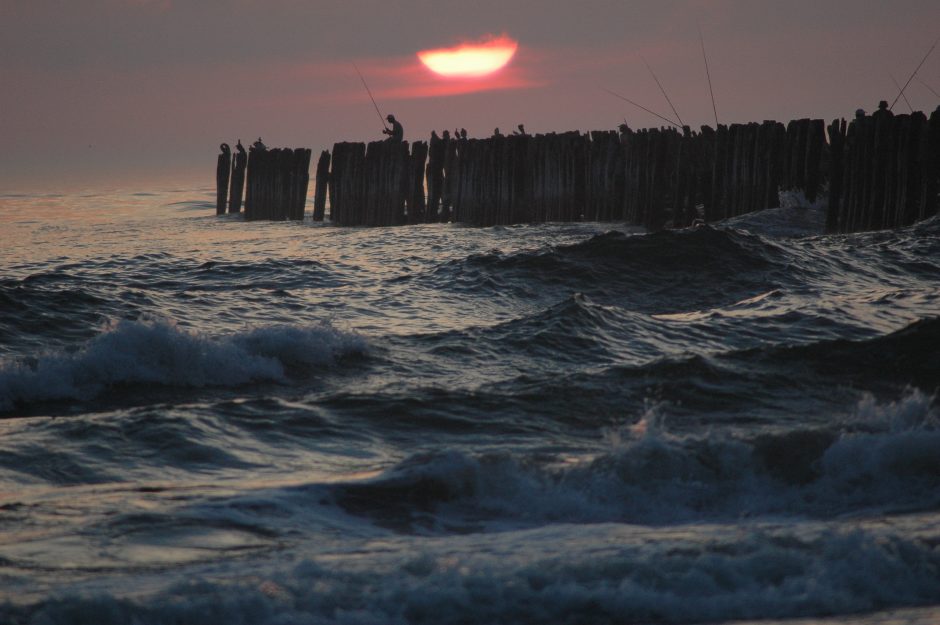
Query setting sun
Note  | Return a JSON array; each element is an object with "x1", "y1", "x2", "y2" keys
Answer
[{"x1": 417, "y1": 36, "x2": 518, "y2": 78}]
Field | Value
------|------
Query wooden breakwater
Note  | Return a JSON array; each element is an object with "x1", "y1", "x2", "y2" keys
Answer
[
  {"x1": 215, "y1": 109, "x2": 940, "y2": 232},
  {"x1": 215, "y1": 145, "x2": 311, "y2": 221},
  {"x1": 322, "y1": 120, "x2": 827, "y2": 230},
  {"x1": 826, "y1": 108, "x2": 940, "y2": 233}
]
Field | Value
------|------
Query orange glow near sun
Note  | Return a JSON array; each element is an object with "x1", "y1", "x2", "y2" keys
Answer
[{"x1": 418, "y1": 36, "x2": 518, "y2": 78}]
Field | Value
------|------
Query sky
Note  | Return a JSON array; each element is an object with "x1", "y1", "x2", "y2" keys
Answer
[{"x1": 2, "y1": 0, "x2": 939, "y2": 191}]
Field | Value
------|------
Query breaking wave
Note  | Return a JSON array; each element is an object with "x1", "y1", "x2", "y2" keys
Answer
[{"x1": 0, "y1": 318, "x2": 367, "y2": 412}]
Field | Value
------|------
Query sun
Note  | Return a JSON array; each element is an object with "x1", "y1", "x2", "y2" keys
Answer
[{"x1": 418, "y1": 36, "x2": 518, "y2": 78}]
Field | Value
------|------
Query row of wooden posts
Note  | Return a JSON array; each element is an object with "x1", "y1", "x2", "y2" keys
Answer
[
  {"x1": 826, "y1": 108, "x2": 940, "y2": 233},
  {"x1": 318, "y1": 120, "x2": 828, "y2": 231},
  {"x1": 215, "y1": 109, "x2": 940, "y2": 233},
  {"x1": 216, "y1": 144, "x2": 311, "y2": 220}
]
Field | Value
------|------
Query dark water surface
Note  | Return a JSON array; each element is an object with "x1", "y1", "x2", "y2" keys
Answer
[{"x1": 0, "y1": 188, "x2": 938, "y2": 624}]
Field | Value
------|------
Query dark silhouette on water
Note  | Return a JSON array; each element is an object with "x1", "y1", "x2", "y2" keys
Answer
[
  {"x1": 216, "y1": 143, "x2": 232, "y2": 215},
  {"x1": 383, "y1": 114, "x2": 403, "y2": 142},
  {"x1": 229, "y1": 140, "x2": 248, "y2": 214}
]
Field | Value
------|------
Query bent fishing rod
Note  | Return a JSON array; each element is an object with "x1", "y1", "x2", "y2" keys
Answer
[
  {"x1": 352, "y1": 62, "x2": 388, "y2": 131},
  {"x1": 600, "y1": 87, "x2": 681, "y2": 128},
  {"x1": 890, "y1": 36, "x2": 939, "y2": 111},
  {"x1": 641, "y1": 54, "x2": 684, "y2": 127}
]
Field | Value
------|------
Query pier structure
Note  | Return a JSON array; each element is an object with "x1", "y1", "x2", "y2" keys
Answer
[{"x1": 216, "y1": 108, "x2": 940, "y2": 233}]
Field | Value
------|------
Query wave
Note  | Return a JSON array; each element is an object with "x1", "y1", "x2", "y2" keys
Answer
[
  {"x1": 6, "y1": 506, "x2": 940, "y2": 624},
  {"x1": 325, "y1": 390, "x2": 940, "y2": 533},
  {"x1": 0, "y1": 318, "x2": 368, "y2": 413},
  {"x1": 425, "y1": 226, "x2": 793, "y2": 313},
  {"x1": 721, "y1": 190, "x2": 827, "y2": 238}
]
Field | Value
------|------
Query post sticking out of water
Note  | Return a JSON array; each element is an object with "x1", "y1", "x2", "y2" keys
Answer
[{"x1": 216, "y1": 143, "x2": 231, "y2": 215}]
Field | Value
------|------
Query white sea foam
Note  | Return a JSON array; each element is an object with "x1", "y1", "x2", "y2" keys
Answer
[
  {"x1": 8, "y1": 522, "x2": 940, "y2": 625},
  {"x1": 722, "y1": 188, "x2": 828, "y2": 237},
  {"x1": 335, "y1": 391, "x2": 940, "y2": 528},
  {"x1": 0, "y1": 318, "x2": 367, "y2": 411}
]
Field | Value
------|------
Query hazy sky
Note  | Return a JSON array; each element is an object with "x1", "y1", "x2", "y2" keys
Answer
[{"x1": 3, "y1": 0, "x2": 939, "y2": 191}]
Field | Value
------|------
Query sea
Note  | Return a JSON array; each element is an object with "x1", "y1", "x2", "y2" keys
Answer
[{"x1": 0, "y1": 186, "x2": 938, "y2": 625}]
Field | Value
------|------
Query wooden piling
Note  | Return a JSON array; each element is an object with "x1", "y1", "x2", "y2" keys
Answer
[{"x1": 216, "y1": 143, "x2": 231, "y2": 215}]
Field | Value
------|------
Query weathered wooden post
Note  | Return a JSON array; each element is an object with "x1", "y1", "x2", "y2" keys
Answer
[
  {"x1": 408, "y1": 140, "x2": 428, "y2": 224},
  {"x1": 313, "y1": 150, "x2": 330, "y2": 221},
  {"x1": 825, "y1": 119, "x2": 846, "y2": 232},
  {"x1": 216, "y1": 143, "x2": 231, "y2": 215},
  {"x1": 922, "y1": 107, "x2": 940, "y2": 223},
  {"x1": 228, "y1": 141, "x2": 246, "y2": 213}
]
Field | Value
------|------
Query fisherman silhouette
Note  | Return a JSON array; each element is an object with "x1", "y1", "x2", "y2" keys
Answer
[
  {"x1": 873, "y1": 100, "x2": 893, "y2": 122},
  {"x1": 252, "y1": 137, "x2": 267, "y2": 150},
  {"x1": 383, "y1": 114, "x2": 403, "y2": 142}
]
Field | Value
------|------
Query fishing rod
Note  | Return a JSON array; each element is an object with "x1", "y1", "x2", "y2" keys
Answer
[
  {"x1": 352, "y1": 62, "x2": 388, "y2": 131},
  {"x1": 641, "y1": 54, "x2": 684, "y2": 127},
  {"x1": 890, "y1": 74, "x2": 914, "y2": 112},
  {"x1": 601, "y1": 87, "x2": 681, "y2": 128},
  {"x1": 699, "y1": 25, "x2": 719, "y2": 127},
  {"x1": 915, "y1": 75, "x2": 940, "y2": 99},
  {"x1": 889, "y1": 36, "x2": 940, "y2": 111}
]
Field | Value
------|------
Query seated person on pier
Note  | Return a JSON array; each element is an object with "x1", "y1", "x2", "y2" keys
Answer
[{"x1": 383, "y1": 114, "x2": 404, "y2": 142}]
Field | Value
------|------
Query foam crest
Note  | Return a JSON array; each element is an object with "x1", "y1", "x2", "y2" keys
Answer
[
  {"x1": 0, "y1": 318, "x2": 367, "y2": 411},
  {"x1": 332, "y1": 392, "x2": 940, "y2": 529},
  {"x1": 6, "y1": 525, "x2": 940, "y2": 625}
]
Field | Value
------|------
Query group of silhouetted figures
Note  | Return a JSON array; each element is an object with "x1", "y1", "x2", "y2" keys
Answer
[
  {"x1": 380, "y1": 117, "x2": 529, "y2": 143},
  {"x1": 218, "y1": 137, "x2": 269, "y2": 162}
]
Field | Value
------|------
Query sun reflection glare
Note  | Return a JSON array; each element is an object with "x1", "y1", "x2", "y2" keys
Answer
[{"x1": 418, "y1": 36, "x2": 518, "y2": 78}]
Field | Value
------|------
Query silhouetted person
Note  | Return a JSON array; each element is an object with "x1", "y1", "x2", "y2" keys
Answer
[
  {"x1": 618, "y1": 122, "x2": 631, "y2": 138},
  {"x1": 220, "y1": 142, "x2": 231, "y2": 156},
  {"x1": 236, "y1": 139, "x2": 246, "y2": 157},
  {"x1": 873, "y1": 100, "x2": 893, "y2": 122},
  {"x1": 442, "y1": 129, "x2": 451, "y2": 141},
  {"x1": 513, "y1": 124, "x2": 527, "y2": 136},
  {"x1": 459, "y1": 128, "x2": 467, "y2": 139},
  {"x1": 855, "y1": 108, "x2": 866, "y2": 120},
  {"x1": 253, "y1": 137, "x2": 267, "y2": 150},
  {"x1": 493, "y1": 127, "x2": 502, "y2": 137},
  {"x1": 383, "y1": 114, "x2": 403, "y2": 142}
]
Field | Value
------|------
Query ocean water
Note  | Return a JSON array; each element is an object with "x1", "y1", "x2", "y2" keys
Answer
[{"x1": 0, "y1": 187, "x2": 938, "y2": 625}]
